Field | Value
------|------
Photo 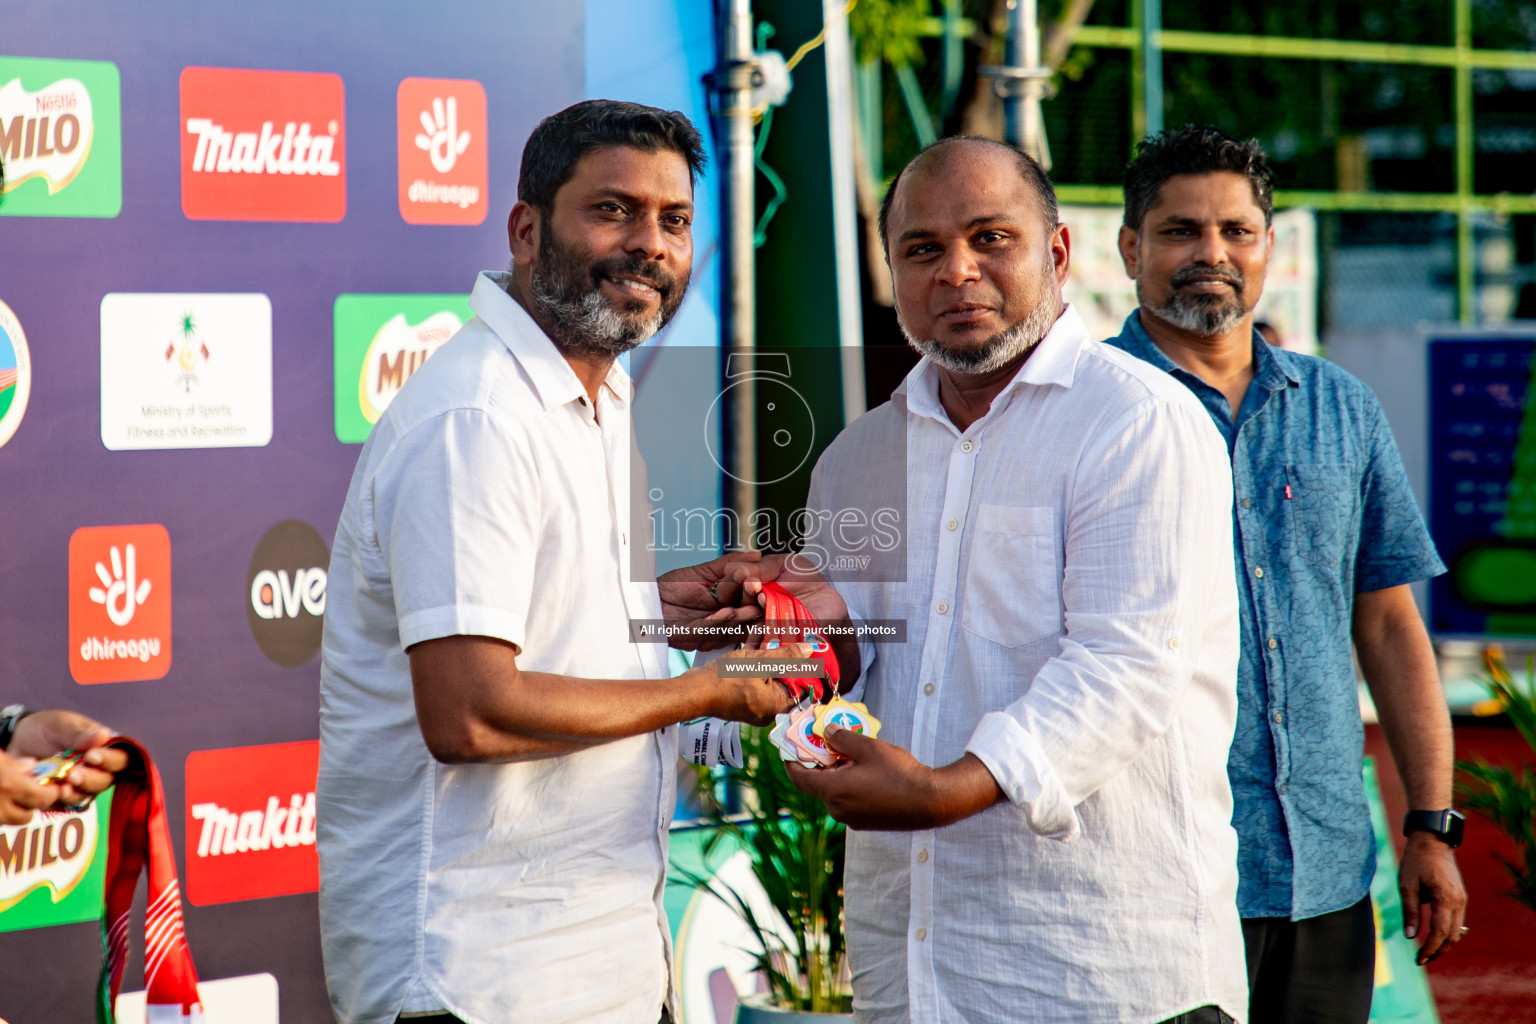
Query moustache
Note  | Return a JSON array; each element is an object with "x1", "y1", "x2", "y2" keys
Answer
[
  {"x1": 1171, "y1": 265, "x2": 1244, "y2": 290},
  {"x1": 589, "y1": 255, "x2": 674, "y2": 297}
]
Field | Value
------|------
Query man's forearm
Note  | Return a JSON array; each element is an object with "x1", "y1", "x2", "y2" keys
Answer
[
  {"x1": 409, "y1": 636, "x2": 729, "y2": 764},
  {"x1": 1355, "y1": 586, "x2": 1454, "y2": 808}
]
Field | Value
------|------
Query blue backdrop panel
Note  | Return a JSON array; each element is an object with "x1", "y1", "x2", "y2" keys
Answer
[
  {"x1": 0, "y1": 2, "x2": 589, "y2": 1020},
  {"x1": 1428, "y1": 335, "x2": 1536, "y2": 638}
]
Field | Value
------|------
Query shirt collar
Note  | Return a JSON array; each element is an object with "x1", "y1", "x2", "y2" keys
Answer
[
  {"x1": 895, "y1": 302, "x2": 1092, "y2": 423},
  {"x1": 1119, "y1": 310, "x2": 1300, "y2": 393},
  {"x1": 469, "y1": 270, "x2": 634, "y2": 410}
]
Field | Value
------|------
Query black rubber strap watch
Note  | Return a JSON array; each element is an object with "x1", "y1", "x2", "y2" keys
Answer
[
  {"x1": 1403, "y1": 809, "x2": 1465, "y2": 848},
  {"x1": 0, "y1": 704, "x2": 31, "y2": 752}
]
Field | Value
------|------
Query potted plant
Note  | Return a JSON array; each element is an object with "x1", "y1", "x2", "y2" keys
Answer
[
  {"x1": 680, "y1": 721, "x2": 853, "y2": 1021},
  {"x1": 1454, "y1": 645, "x2": 1536, "y2": 912}
]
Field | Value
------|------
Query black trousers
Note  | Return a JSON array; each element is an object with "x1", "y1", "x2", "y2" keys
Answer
[
  {"x1": 403, "y1": 1006, "x2": 1221, "y2": 1023},
  {"x1": 1243, "y1": 894, "x2": 1377, "y2": 1024},
  {"x1": 1159, "y1": 1007, "x2": 1234, "y2": 1024},
  {"x1": 397, "y1": 1008, "x2": 672, "y2": 1023}
]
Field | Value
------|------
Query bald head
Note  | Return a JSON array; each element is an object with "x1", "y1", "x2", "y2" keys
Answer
[{"x1": 878, "y1": 137, "x2": 1058, "y2": 258}]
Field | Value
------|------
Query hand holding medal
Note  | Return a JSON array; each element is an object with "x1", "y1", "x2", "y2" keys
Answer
[{"x1": 769, "y1": 695, "x2": 881, "y2": 769}]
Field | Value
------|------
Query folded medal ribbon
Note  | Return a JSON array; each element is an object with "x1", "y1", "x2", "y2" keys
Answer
[
  {"x1": 98, "y1": 737, "x2": 205, "y2": 1023},
  {"x1": 758, "y1": 582, "x2": 840, "y2": 703}
]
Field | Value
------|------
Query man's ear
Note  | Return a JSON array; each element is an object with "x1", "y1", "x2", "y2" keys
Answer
[
  {"x1": 1051, "y1": 223, "x2": 1071, "y2": 288},
  {"x1": 1117, "y1": 223, "x2": 1140, "y2": 280},
  {"x1": 508, "y1": 201, "x2": 540, "y2": 267}
]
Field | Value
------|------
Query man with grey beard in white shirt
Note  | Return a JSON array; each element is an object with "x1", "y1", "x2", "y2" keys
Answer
[{"x1": 775, "y1": 136, "x2": 1248, "y2": 1024}]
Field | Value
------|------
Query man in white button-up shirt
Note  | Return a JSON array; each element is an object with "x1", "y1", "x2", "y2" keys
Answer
[
  {"x1": 319, "y1": 102, "x2": 796, "y2": 1024},
  {"x1": 784, "y1": 138, "x2": 1247, "y2": 1023}
]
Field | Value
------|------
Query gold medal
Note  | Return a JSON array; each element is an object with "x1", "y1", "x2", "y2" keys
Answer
[{"x1": 811, "y1": 696, "x2": 881, "y2": 741}]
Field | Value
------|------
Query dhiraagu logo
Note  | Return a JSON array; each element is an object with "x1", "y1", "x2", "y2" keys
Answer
[
  {"x1": 0, "y1": 55, "x2": 122, "y2": 218},
  {"x1": 333, "y1": 294, "x2": 470, "y2": 443}
]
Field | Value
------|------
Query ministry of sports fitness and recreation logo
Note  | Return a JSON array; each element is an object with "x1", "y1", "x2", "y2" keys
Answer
[
  {"x1": 100, "y1": 292, "x2": 273, "y2": 450},
  {"x1": 68, "y1": 523, "x2": 172, "y2": 684},
  {"x1": 0, "y1": 798, "x2": 111, "y2": 933},
  {"x1": 0, "y1": 55, "x2": 121, "y2": 218},
  {"x1": 333, "y1": 293, "x2": 470, "y2": 443},
  {"x1": 396, "y1": 77, "x2": 487, "y2": 225},
  {"x1": 246, "y1": 520, "x2": 329, "y2": 667},
  {"x1": 184, "y1": 741, "x2": 318, "y2": 906},
  {"x1": 0, "y1": 299, "x2": 30, "y2": 449},
  {"x1": 180, "y1": 66, "x2": 346, "y2": 222}
]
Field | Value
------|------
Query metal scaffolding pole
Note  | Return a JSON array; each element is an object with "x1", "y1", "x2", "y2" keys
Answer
[
  {"x1": 710, "y1": 0, "x2": 758, "y2": 535},
  {"x1": 980, "y1": 0, "x2": 1051, "y2": 167},
  {"x1": 1141, "y1": 0, "x2": 1163, "y2": 137}
]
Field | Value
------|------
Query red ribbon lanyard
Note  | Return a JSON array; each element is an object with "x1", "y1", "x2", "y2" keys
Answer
[
  {"x1": 760, "y1": 582, "x2": 841, "y2": 702},
  {"x1": 98, "y1": 737, "x2": 204, "y2": 1024}
]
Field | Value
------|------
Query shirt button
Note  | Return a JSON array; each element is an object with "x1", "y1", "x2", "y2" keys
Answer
[
  {"x1": 1268, "y1": 637, "x2": 1278, "y2": 649},
  {"x1": 915, "y1": 927, "x2": 928, "y2": 941},
  {"x1": 1278, "y1": 783, "x2": 1288, "y2": 794},
  {"x1": 960, "y1": 440, "x2": 974, "y2": 453},
  {"x1": 923, "y1": 683, "x2": 935, "y2": 695},
  {"x1": 947, "y1": 518, "x2": 958, "y2": 531},
  {"x1": 1273, "y1": 711, "x2": 1284, "y2": 725},
  {"x1": 1242, "y1": 498, "x2": 1251, "y2": 509},
  {"x1": 1254, "y1": 567, "x2": 1264, "y2": 578},
  {"x1": 1168, "y1": 636, "x2": 1181, "y2": 650},
  {"x1": 917, "y1": 849, "x2": 929, "y2": 863},
  {"x1": 936, "y1": 601, "x2": 949, "y2": 614}
]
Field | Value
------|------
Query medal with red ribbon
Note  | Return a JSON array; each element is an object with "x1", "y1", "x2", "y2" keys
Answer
[
  {"x1": 97, "y1": 737, "x2": 204, "y2": 1024},
  {"x1": 759, "y1": 581, "x2": 840, "y2": 703}
]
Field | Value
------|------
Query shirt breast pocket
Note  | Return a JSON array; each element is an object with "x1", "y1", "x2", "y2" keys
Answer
[
  {"x1": 1285, "y1": 463, "x2": 1356, "y2": 570},
  {"x1": 962, "y1": 504, "x2": 1061, "y2": 648}
]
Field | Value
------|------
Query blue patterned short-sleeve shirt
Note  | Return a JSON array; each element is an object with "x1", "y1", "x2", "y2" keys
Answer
[{"x1": 1108, "y1": 312, "x2": 1445, "y2": 920}]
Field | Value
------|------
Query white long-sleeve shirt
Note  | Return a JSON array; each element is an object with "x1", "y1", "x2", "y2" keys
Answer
[{"x1": 807, "y1": 305, "x2": 1246, "y2": 1024}]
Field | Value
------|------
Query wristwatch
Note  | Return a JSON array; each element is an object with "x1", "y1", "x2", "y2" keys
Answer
[
  {"x1": 0, "y1": 704, "x2": 31, "y2": 752},
  {"x1": 1403, "y1": 809, "x2": 1465, "y2": 848}
]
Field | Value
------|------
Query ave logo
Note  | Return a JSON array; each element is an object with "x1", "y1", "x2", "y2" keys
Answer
[
  {"x1": 397, "y1": 77, "x2": 486, "y2": 225},
  {"x1": 180, "y1": 66, "x2": 346, "y2": 222},
  {"x1": 185, "y1": 742, "x2": 318, "y2": 906},
  {"x1": 246, "y1": 520, "x2": 329, "y2": 667},
  {"x1": 69, "y1": 524, "x2": 172, "y2": 684}
]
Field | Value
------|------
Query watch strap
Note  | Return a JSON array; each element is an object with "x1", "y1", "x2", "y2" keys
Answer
[
  {"x1": 0, "y1": 704, "x2": 31, "y2": 752},
  {"x1": 1402, "y1": 808, "x2": 1465, "y2": 848}
]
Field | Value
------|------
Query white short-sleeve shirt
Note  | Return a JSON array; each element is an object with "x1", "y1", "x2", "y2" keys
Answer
[{"x1": 318, "y1": 271, "x2": 674, "y2": 1024}]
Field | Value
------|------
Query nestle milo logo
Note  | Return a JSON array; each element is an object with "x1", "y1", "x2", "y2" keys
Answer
[
  {"x1": 0, "y1": 794, "x2": 111, "y2": 932},
  {"x1": 333, "y1": 294, "x2": 471, "y2": 443},
  {"x1": 0, "y1": 55, "x2": 121, "y2": 218}
]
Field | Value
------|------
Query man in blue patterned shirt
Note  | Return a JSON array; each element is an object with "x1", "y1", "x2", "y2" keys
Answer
[{"x1": 1105, "y1": 126, "x2": 1468, "y2": 1024}]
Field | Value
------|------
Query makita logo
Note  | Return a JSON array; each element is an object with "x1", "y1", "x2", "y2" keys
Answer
[
  {"x1": 190, "y1": 792, "x2": 316, "y2": 857},
  {"x1": 79, "y1": 635, "x2": 162, "y2": 663},
  {"x1": 184, "y1": 741, "x2": 320, "y2": 906},
  {"x1": 186, "y1": 118, "x2": 340, "y2": 176},
  {"x1": 250, "y1": 566, "x2": 326, "y2": 620},
  {"x1": 180, "y1": 67, "x2": 346, "y2": 222}
]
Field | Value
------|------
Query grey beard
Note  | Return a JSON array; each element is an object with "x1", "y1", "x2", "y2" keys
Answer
[
  {"x1": 900, "y1": 292, "x2": 1061, "y2": 377},
  {"x1": 1140, "y1": 289, "x2": 1248, "y2": 336},
  {"x1": 529, "y1": 271, "x2": 662, "y2": 357}
]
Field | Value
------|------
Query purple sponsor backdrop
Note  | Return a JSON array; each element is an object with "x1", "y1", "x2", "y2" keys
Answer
[{"x1": 0, "y1": 2, "x2": 582, "y2": 1020}]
